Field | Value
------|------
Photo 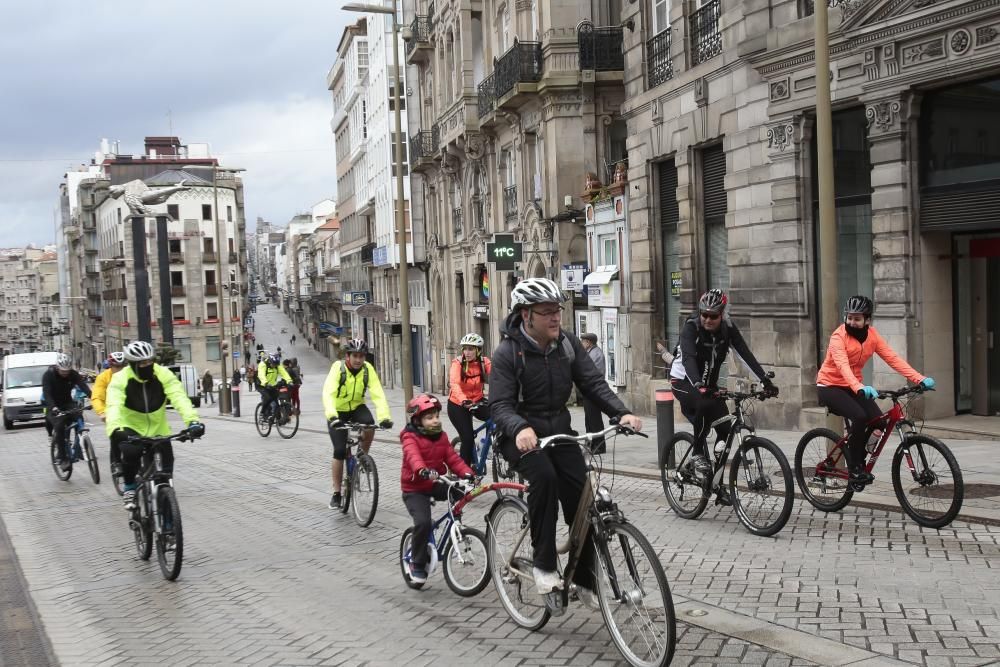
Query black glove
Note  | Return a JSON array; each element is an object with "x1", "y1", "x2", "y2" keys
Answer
[
  {"x1": 185, "y1": 422, "x2": 205, "y2": 439},
  {"x1": 461, "y1": 399, "x2": 473, "y2": 408},
  {"x1": 327, "y1": 417, "x2": 342, "y2": 430},
  {"x1": 462, "y1": 472, "x2": 477, "y2": 482},
  {"x1": 418, "y1": 468, "x2": 439, "y2": 480},
  {"x1": 379, "y1": 419, "x2": 393, "y2": 430},
  {"x1": 762, "y1": 381, "x2": 779, "y2": 398}
]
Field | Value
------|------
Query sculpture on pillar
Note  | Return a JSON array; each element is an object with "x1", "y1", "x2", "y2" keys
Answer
[{"x1": 108, "y1": 179, "x2": 190, "y2": 216}]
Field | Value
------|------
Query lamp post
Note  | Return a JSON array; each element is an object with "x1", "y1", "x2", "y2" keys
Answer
[
  {"x1": 343, "y1": 0, "x2": 414, "y2": 403},
  {"x1": 815, "y1": 0, "x2": 838, "y2": 353}
]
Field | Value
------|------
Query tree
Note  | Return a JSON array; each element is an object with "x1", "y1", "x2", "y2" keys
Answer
[{"x1": 155, "y1": 341, "x2": 180, "y2": 366}]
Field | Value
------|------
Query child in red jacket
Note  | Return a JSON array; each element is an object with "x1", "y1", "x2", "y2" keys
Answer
[{"x1": 400, "y1": 393, "x2": 474, "y2": 583}]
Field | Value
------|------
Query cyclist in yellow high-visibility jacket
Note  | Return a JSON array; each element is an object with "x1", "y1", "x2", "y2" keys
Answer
[{"x1": 257, "y1": 354, "x2": 292, "y2": 422}]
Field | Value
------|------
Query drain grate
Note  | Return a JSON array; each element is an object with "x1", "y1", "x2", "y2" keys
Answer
[{"x1": 910, "y1": 483, "x2": 1000, "y2": 499}]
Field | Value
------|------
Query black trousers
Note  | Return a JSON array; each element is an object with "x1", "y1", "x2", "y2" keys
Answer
[
  {"x1": 46, "y1": 411, "x2": 74, "y2": 449},
  {"x1": 327, "y1": 405, "x2": 374, "y2": 460},
  {"x1": 112, "y1": 429, "x2": 174, "y2": 486},
  {"x1": 402, "y1": 485, "x2": 454, "y2": 568},
  {"x1": 670, "y1": 379, "x2": 731, "y2": 459},
  {"x1": 581, "y1": 397, "x2": 606, "y2": 454},
  {"x1": 501, "y1": 436, "x2": 594, "y2": 588},
  {"x1": 817, "y1": 385, "x2": 881, "y2": 471},
  {"x1": 259, "y1": 386, "x2": 278, "y2": 416},
  {"x1": 447, "y1": 400, "x2": 490, "y2": 466}
]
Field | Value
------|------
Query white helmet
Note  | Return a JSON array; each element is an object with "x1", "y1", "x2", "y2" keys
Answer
[
  {"x1": 108, "y1": 351, "x2": 126, "y2": 366},
  {"x1": 510, "y1": 278, "x2": 567, "y2": 311},
  {"x1": 55, "y1": 353, "x2": 72, "y2": 370},
  {"x1": 123, "y1": 340, "x2": 156, "y2": 362},
  {"x1": 459, "y1": 333, "x2": 484, "y2": 348}
]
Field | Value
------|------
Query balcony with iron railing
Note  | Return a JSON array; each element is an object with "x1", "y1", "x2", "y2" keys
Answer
[
  {"x1": 453, "y1": 208, "x2": 464, "y2": 238},
  {"x1": 228, "y1": 252, "x2": 238, "y2": 263},
  {"x1": 202, "y1": 251, "x2": 217, "y2": 263},
  {"x1": 171, "y1": 286, "x2": 185, "y2": 297},
  {"x1": 578, "y1": 24, "x2": 624, "y2": 73},
  {"x1": 360, "y1": 242, "x2": 376, "y2": 265},
  {"x1": 503, "y1": 185, "x2": 518, "y2": 222},
  {"x1": 206, "y1": 284, "x2": 218, "y2": 296},
  {"x1": 410, "y1": 125, "x2": 439, "y2": 172},
  {"x1": 690, "y1": 0, "x2": 722, "y2": 66},
  {"x1": 477, "y1": 40, "x2": 542, "y2": 120},
  {"x1": 405, "y1": 15, "x2": 434, "y2": 64},
  {"x1": 646, "y1": 29, "x2": 674, "y2": 87},
  {"x1": 169, "y1": 252, "x2": 184, "y2": 264}
]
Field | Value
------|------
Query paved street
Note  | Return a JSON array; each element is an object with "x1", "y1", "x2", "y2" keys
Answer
[{"x1": 1, "y1": 304, "x2": 998, "y2": 666}]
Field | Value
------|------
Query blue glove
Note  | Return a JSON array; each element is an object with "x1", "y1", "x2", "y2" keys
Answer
[
  {"x1": 920, "y1": 377, "x2": 936, "y2": 390},
  {"x1": 858, "y1": 386, "x2": 878, "y2": 400},
  {"x1": 185, "y1": 422, "x2": 205, "y2": 439}
]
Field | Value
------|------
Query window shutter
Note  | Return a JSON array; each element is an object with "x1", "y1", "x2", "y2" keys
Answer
[{"x1": 659, "y1": 160, "x2": 681, "y2": 350}]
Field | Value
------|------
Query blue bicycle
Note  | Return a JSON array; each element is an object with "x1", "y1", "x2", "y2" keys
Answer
[
  {"x1": 49, "y1": 404, "x2": 100, "y2": 484},
  {"x1": 449, "y1": 400, "x2": 521, "y2": 491}
]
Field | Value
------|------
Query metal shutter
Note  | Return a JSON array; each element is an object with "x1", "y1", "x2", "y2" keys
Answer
[
  {"x1": 921, "y1": 184, "x2": 1000, "y2": 231},
  {"x1": 659, "y1": 160, "x2": 682, "y2": 354},
  {"x1": 702, "y1": 145, "x2": 729, "y2": 291}
]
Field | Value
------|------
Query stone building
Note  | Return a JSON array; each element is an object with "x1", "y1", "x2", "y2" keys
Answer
[
  {"x1": 619, "y1": 0, "x2": 1000, "y2": 423},
  {"x1": 0, "y1": 249, "x2": 60, "y2": 356}
]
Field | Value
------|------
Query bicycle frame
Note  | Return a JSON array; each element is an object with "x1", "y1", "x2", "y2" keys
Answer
[
  {"x1": 130, "y1": 441, "x2": 176, "y2": 538},
  {"x1": 470, "y1": 418, "x2": 497, "y2": 475},
  {"x1": 57, "y1": 410, "x2": 87, "y2": 459}
]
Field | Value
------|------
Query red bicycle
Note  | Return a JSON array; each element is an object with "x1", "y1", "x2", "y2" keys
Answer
[{"x1": 795, "y1": 385, "x2": 964, "y2": 528}]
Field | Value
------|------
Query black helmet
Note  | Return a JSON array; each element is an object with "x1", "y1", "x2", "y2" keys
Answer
[
  {"x1": 698, "y1": 289, "x2": 728, "y2": 315},
  {"x1": 344, "y1": 338, "x2": 368, "y2": 354},
  {"x1": 844, "y1": 295, "x2": 874, "y2": 318}
]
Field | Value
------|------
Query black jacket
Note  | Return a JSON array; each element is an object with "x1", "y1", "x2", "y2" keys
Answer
[
  {"x1": 41, "y1": 367, "x2": 91, "y2": 411},
  {"x1": 670, "y1": 315, "x2": 768, "y2": 388},
  {"x1": 490, "y1": 310, "x2": 630, "y2": 440}
]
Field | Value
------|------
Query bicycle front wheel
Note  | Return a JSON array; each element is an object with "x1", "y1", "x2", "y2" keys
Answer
[
  {"x1": 594, "y1": 520, "x2": 676, "y2": 667},
  {"x1": 487, "y1": 497, "x2": 550, "y2": 631},
  {"x1": 83, "y1": 434, "x2": 100, "y2": 484},
  {"x1": 254, "y1": 403, "x2": 272, "y2": 437},
  {"x1": 275, "y1": 403, "x2": 299, "y2": 439},
  {"x1": 730, "y1": 436, "x2": 794, "y2": 537},
  {"x1": 351, "y1": 453, "x2": 379, "y2": 527},
  {"x1": 659, "y1": 432, "x2": 709, "y2": 519},
  {"x1": 443, "y1": 526, "x2": 490, "y2": 597},
  {"x1": 795, "y1": 428, "x2": 854, "y2": 512},
  {"x1": 892, "y1": 434, "x2": 964, "y2": 529},
  {"x1": 50, "y1": 439, "x2": 72, "y2": 481},
  {"x1": 155, "y1": 486, "x2": 184, "y2": 581}
]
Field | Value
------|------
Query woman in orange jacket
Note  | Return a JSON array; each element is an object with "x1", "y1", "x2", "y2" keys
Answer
[
  {"x1": 816, "y1": 295, "x2": 935, "y2": 487},
  {"x1": 447, "y1": 333, "x2": 491, "y2": 466}
]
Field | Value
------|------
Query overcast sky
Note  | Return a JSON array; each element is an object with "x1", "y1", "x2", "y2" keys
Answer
[{"x1": 0, "y1": 1, "x2": 355, "y2": 246}]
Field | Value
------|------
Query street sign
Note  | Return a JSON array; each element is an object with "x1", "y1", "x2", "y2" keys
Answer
[
  {"x1": 233, "y1": 351, "x2": 240, "y2": 358},
  {"x1": 486, "y1": 234, "x2": 523, "y2": 270}
]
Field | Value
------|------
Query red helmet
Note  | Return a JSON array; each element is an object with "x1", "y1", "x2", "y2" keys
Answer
[{"x1": 407, "y1": 393, "x2": 442, "y2": 425}]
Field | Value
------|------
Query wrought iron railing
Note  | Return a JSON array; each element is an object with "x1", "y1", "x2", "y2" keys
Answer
[
  {"x1": 647, "y1": 29, "x2": 674, "y2": 87},
  {"x1": 503, "y1": 185, "x2": 518, "y2": 221},
  {"x1": 690, "y1": 0, "x2": 722, "y2": 66},
  {"x1": 494, "y1": 40, "x2": 543, "y2": 98},
  {"x1": 360, "y1": 242, "x2": 376, "y2": 265},
  {"x1": 478, "y1": 73, "x2": 496, "y2": 118},
  {"x1": 409, "y1": 129, "x2": 437, "y2": 161},
  {"x1": 453, "y1": 208, "x2": 464, "y2": 237},
  {"x1": 578, "y1": 24, "x2": 624, "y2": 71},
  {"x1": 406, "y1": 15, "x2": 432, "y2": 56}
]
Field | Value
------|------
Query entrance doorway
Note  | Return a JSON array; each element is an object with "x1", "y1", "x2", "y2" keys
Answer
[{"x1": 954, "y1": 234, "x2": 1000, "y2": 415}]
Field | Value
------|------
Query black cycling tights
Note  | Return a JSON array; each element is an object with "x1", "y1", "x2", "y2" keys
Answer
[
  {"x1": 816, "y1": 386, "x2": 881, "y2": 472},
  {"x1": 670, "y1": 379, "x2": 731, "y2": 459}
]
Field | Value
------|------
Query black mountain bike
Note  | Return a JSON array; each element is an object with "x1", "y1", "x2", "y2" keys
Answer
[
  {"x1": 49, "y1": 405, "x2": 100, "y2": 484},
  {"x1": 254, "y1": 382, "x2": 298, "y2": 439},
  {"x1": 659, "y1": 376, "x2": 794, "y2": 537},
  {"x1": 334, "y1": 423, "x2": 385, "y2": 527}
]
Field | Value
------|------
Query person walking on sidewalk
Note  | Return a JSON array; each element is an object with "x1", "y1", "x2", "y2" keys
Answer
[
  {"x1": 202, "y1": 370, "x2": 215, "y2": 405},
  {"x1": 579, "y1": 333, "x2": 608, "y2": 454}
]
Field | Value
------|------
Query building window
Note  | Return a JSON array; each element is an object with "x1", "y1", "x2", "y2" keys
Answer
[
  {"x1": 172, "y1": 304, "x2": 186, "y2": 320},
  {"x1": 204, "y1": 237, "x2": 214, "y2": 253},
  {"x1": 167, "y1": 204, "x2": 180, "y2": 220},
  {"x1": 652, "y1": 0, "x2": 669, "y2": 34},
  {"x1": 207, "y1": 302, "x2": 219, "y2": 319},
  {"x1": 202, "y1": 204, "x2": 212, "y2": 221},
  {"x1": 169, "y1": 239, "x2": 181, "y2": 253},
  {"x1": 206, "y1": 336, "x2": 220, "y2": 361},
  {"x1": 226, "y1": 205, "x2": 233, "y2": 222},
  {"x1": 170, "y1": 271, "x2": 183, "y2": 287},
  {"x1": 701, "y1": 144, "x2": 728, "y2": 292},
  {"x1": 174, "y1": 337, "x2": 191, "y2": 362}
]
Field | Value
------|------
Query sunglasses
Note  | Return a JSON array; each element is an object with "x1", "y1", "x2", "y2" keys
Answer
[
  {"x1": 531, "y1": 306, "x2": 564, "y2": 318},
  {"x1": 700, "y1": 312, "x2": 721, "y2": 321}
]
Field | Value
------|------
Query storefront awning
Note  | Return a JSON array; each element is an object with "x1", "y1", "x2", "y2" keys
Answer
[{"x1": 583, "y1": 265, "x2": 619, "y2": 285}]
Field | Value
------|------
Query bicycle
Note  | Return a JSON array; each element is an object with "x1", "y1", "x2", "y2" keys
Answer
[
  {"x1": 795, "y1": 384, "x2": 963, "y2": 528},
  {"x1": 254, "y1": 382, "x2": 298, "y2": 439},
  {"x1": 659, "y1": 377, "x2": 793, "y2": 537},
  {"x1": 123, "y1": 429, "x2": 199, "y2": 581},
  {"x1": 449, "y1": 400, "x2": 521, "y2": 492},
  {"x1": 49, "y1": 405, "x2": 100, "y2": 485},
  {"x1": 487, "y1": 423, "x2": 675, "y2": 667},
  {"x1": 333, "y1": 422, "x2": 385, "y2": 527},
  {"x1": 400, "y1": 474, "x2": 526, "y2": 595}
]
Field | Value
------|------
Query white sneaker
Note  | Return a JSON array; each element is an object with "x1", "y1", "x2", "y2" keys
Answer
[
  {"x1": 575, "y1": 585, "x2": 601, "y2": 611},
  {"x1": 533, "y1": 567, "x2": 562, "y2": 594},
  {"x1": 122, "y1": 490, "x2": 136, "y2": 511}
]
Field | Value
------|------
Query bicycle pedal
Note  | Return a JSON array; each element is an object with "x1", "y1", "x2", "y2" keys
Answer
[{"x1": 543, "y1": 591, "x2": 565, "y2": 617}]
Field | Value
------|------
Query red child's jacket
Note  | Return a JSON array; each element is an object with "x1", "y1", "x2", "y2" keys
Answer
[{"x1": 400, "y1": 424, "x2": 473, "y2": 494}]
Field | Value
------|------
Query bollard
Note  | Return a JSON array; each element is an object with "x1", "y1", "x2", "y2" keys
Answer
[
  {"x1": 656, "y1": 388, "x2": 675, "y2": 468},
  {"x1": 231, "y1": 383, "x2": 241, "y2": 418}
]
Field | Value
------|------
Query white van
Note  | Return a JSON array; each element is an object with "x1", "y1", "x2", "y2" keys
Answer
[
  {"x1": 167, "y1": 364, "x2": 201, "y2": 408},
  {"x1": 2, "y1": 352, "x2": 61, "y2": 429}
]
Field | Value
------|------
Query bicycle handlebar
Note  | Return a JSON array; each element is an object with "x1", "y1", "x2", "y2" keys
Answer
[
  {"x1": 124, "y1": 430, "x2": 200, "y2": 447},
  {"x1": 877, "y1": 384, "x2": 930, "y2": 400},
  {"x1": 537, "y1": 423, "x2": 647, "y2": 450},
  {"x1": 332, "y1": 422, "x2": 387, "y2": 432}
]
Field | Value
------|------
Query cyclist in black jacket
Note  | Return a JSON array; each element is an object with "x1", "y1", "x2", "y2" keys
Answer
[
  {"x1": 491, "y1": 278, "x2": 642, "y2": 609},
  {"x1": 42, "y1": 353, "x2": 92, "y2": 470},
  {"x1": 670, "y1": 289, "x2": 777, "y2": 479}
]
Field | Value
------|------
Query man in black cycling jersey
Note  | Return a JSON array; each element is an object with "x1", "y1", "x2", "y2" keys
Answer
[
  {"x1": 670, "y1": 289, "x2": 777, "y2": 488},
  {"x1": 42, "y1": 353, "x2": 92, "y2": 470},
  {"x1": 491, "y1": 277, "x2": 642, "y2": 613}
]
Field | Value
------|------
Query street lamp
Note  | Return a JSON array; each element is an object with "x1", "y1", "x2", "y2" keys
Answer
[
  {"x1": 182, "y1": 164, "x2": 246, "y2": 415},
  {"x1": 343, "y1": 0, "x2": 414, "y2": 403}
]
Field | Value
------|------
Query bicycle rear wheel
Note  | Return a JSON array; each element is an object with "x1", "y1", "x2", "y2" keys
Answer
[
  {"x1": 487, "y1": 497, "x2": 550, "y2": 631},
  {"x1": 275, "y1": 402, "x2": 299, "y2": 439},
  {"x1": 892, "y1": 434, "x2": 964, "y2": 529},
  {"x1": 254, "y1": 403, "x2": 272, "y2": 437},
  {"x1": 50, "y1": 439, "x2": 72, "y2": 481},
  {"x1": 399, "y1": 528, "x2": 425, "y2": 590},
  {"x1": 83, "y1": 434, "x2": 100, "y2": 484},
  {"x1": 594, "y1": 520, "x2": 676, "y2": 667},
  {"x1": 730, "y1": 437, "x2": 794, "y2": 537},
  {"x1": 132, "y1": 486, "x2": 152, "y2": 561},
  {"x1": 351, "y1": 453, "x2": 379, "y2": 527},
  {"x1": 155, "y1": 486, "x2": 184, "y2": 580},
  {"x1": 443, "y1": 526, "x2": 490, "y2": 597},
  {"x1": 659, "y1": 432, "x2": 709, "y2": 519},
  {"x1": 794, "y1": 428, "x2": 854, "y2": 512}
]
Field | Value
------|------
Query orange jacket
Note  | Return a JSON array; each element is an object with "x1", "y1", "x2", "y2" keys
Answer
[
  {"x1": 816, "y1": 324, "x2": 924, "y2": 392},
  {"x1": 448, "y1": 356, "x2": 491, "y2": 405}
]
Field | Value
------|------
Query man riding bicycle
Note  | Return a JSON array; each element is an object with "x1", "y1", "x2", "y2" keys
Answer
[
  {"x1": 322, "y1": 338, "x2": 393, "y2": 510},
  {"x1": 817, "y1": 295, "x2": 933, "y2": 488},
  {"x1": 670, "y1": 289, "x2": 777, "y2": 492},
  {"x1": 106, "y1": 341, "x2": 204, "y2": 510},
  {"x1": 42, "y1": 353, "x2": 92, "y2": 471},
  {"x1": 447, "y1": 332, "x2": 491, "y2": 466},
  {"x1": 490, "y1": 277, "x2": 642, "y2": 606},
  {"x1": 257, "y1": 353, "x2": 292, "y2": 422}
]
